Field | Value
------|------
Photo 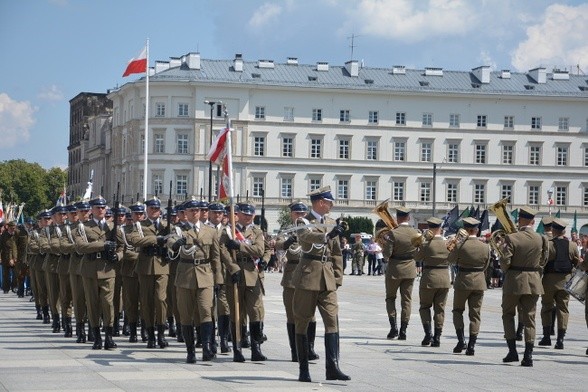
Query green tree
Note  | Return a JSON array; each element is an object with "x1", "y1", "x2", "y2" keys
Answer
[
  {"x1": 277, "y1": 204, "x2": 291, "y2": 229},
  {"x1": 343, "y1": 216, "x2": 374, "y2": 237}
]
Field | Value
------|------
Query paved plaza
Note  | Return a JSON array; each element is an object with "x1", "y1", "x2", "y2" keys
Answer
[{"x1": 0, "y1": 271, "x2": 586, "y2": 391}]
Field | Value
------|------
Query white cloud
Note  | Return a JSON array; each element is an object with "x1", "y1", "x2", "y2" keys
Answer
[
  {"x1": 248, "y1": 3, "x2": 283, "y2": 29},
  {"x1": 0, "y1": 93, "x2": 36, "y2": 149},
  {"x1": 511, "y1": 3, "x2": 588, "y2": 72},
  {"x1": 477, "y1": 50, "x2": 497, "y2": 70},
  {"x1": 37, "y1": 84, "x2": 64, "y2": 102}
]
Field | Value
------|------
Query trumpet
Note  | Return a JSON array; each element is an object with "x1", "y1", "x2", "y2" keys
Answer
[
  {"x1": 372, "y1": 199, "x2": 397, "y2": 244},
  {"x1": 411, "y1": 229, "x2": 434, "y2": 248},
  {"x1": 446, "y1": 228, "x2": 468, "y2": 252},
  {"x1": 488, "y1": 198, "x2": 518, "y2": 259}
]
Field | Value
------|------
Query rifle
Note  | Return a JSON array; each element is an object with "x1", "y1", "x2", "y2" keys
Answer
[
  {"x1": 106, "y1": 182, "x2": 120, "y2": 262},
  {"x1": 166, "y1": 180, "x2": 173, "y2": 236}
]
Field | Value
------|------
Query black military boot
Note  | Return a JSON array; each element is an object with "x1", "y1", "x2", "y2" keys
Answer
[
  {"x1": 64, "y1": 316, "x2": 73, "y2": 337},
  {"x1": 201, "y1": 322, "x2": 216, "y2": 361},
  {"x1": 122, "y1": 314, "x2": 130, "y2": 336},
  {"x1": 554, "y1": 329, "x2": 565, "y2": 349},
  {"x1": 128, "y1": 322, "x2": 137, "y2": 343},
  {"x1": 230, "y1": 322, "x2": 245, "y2": 362},
  {"x1": 538, "y1": 326, "x2": 551, "y2": 346},
  {"x1": 503, "y1": 339, "x2": 519, "y2": 362},
  {"x1": 167, "y1": 316, "x2": 177, "y2": 338},
  {"x1": 398, "y1": 321, "x2": 408, "y2": 340},
  {"x1": 453, "y1": 328, "x2": 466, "y2": 353},
  {"x1": 146, "y1": 327, "x2": 156, "y2": 348},
  {"x1": 250, "y1": 322, "x2": 267, "y2": 361},
  {"x1": 550, "y1": 309, "x2": 556, "y2": 335},
  {"x1": 42, "y1": 306, "x2": 50, "y2": 324},
  {"x1": 92, "y1": 327, "x2": 102, "y2": 350},
  {"x1": 515, "y1": 322, "x2": 524, "y2": 341},
  {"x1": 75, "y1": 323, "x2": 81, "y2": 343},
  {"x1": 104, "y1": 326, "x2": 117, "y2": 349},
  {"x1": 112, "y1": 313, "x2": 121, "y2": 337},
  {"x1": 296, "y1": 333, "x2": 312, "y2": 382},
  {"x1": 36, "y1": 305, "x2": 43, "y2": 320},
  {"x1": 521, "y1": 342, "x2": 533, "y2": 367},
  {"x1": 182, "y1": 325, "x2": 196, "y2": 363},
  {"x1": 287, "y1": 323, "x2": 297, "y2": 362},
  {"x1": 307, "y1": 321, "x2": 319, "y2": 360},
  {"x1": 387, "y1": 316, "x2": 398, "y2": 339},
  {"x1": 87, "y1": 323, "x2": 95, "y2": 342},
  {"x1": 465, "y1": 334, "x2": 477, "y2": 356},
  {"x1": 218, "y1": 315, "x2": 231, "y2": 353},
  {"x1": 325, "y1": 333, "x2": 351, "y2": 381},
  {"x1": 210, "y1": 319, "x2": 218, "y2": 355},
  {"x1": 431, "y1": 328, "x2": 442, "y2": 347},
  {"x1": 140, "y1": 320, "x2": 148, "y2": 342},
  {"x1": 195, "y1": 325, "x2": 203, "y2": 348},
  {"x1": 176, "y1": 322, "x2": 184, "y2": 343},
  {"x1": 240, "y1": 324, "x2": 250, "y2": 348},
  {"x1": 52, "y1": 313, "x2": 61, "y2": 333},
  {"x1": 421, "y1": 323, "x2": 432, "y2": 346},
  {"x1": 157, "y1": 325, "x2": 169, "y2": 348},
  {"x1": 78, "y1": 322, "x2": 86, "y2": 343}
]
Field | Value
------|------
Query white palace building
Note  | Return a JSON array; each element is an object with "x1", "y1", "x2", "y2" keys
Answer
[{"x1": 73, "y1": 52, "x2": 588, "y2": 233}]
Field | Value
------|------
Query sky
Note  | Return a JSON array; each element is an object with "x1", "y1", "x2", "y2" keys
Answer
[{"x1": 1, "y1": 0, "x2": 587, "y2": 169}]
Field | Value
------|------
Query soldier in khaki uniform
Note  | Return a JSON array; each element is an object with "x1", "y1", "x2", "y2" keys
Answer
[
  {"x1": 414, "y1": 217, "x2": 450, "y2": 347},
  {"x1": 448, "y1": 217, "x2": 490, "y2": 356},
  {"x1": 500, "y1": 206, "x2": 548, "y2": 367},
  {"x1": 275, "y1": 201, "x2": 319, "y2": 362},
  {"x1": 30, "y1": 210, "x2": 51, "y2": 323},
  {"x1": 56, "y1": 204, "x2": 75, "y2": 338},
  {"x1": 539, "y1": 216, "x2": 556, "y2": 337},
  {"x1": 222, "y1": 202, "x2": 267, "y2": 363},
  {"x1": 383, "y1": 207, "x2": 419, "y2": 340},
  {"x1": 26, "y1": 215, "x2": 44, "y2": 320},
  {"x1": 1, "y1": 221, "x2": 19, "y2": 293},
  {"x1": 292, "y1": 186, "x2": 350, "y2": 383},
  {"x1": 168, "y1": 199, "x2": 223, "y2": 363},
  {"x1": 69, "y1": 201, "x2": 91, "y2": 343},
  {"x1": 538, "y1": 218, "x2": 580, "y2": 349},
  {"x1": 75, "y1": 196, "x2": 120, "y2": 350}
]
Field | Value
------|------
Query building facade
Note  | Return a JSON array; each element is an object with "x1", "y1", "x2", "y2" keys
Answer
[{"x1": 97, "y1": 53, "x2": 588, "y2": 233}]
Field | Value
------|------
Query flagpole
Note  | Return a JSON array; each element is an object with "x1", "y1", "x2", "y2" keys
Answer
[{"x1": 143, "y1": 38, "x2": 150, "y2": 202}]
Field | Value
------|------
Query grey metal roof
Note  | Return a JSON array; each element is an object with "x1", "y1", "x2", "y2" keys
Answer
[{"x1": 148, "y1": 57, "x2": 588, "y2": 98}]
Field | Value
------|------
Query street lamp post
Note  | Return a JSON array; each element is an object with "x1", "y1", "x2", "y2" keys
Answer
[
  {"x1": 432, "y1": 162, "x2": 437, "y2": 217},
  {"x1": 204, "y1": 100, "x2": 216, "y2": 201}
]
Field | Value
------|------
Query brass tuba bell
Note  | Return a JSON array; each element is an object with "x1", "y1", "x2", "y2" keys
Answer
[
  {"x1": 488, "y1": 198, "x2": 518, "y2": 259},
  {"x1": 446, "y1": 228, "x2": 469, "y2": 252},
  {"x1": 372, "y1": 199, "x2": 398, "y2": 244},
  {"x1": 411, "y1": 229, "x2": 435, "y2": 248}
]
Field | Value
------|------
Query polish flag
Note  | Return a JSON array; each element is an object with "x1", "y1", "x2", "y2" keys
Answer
[
  {"x1": 122, "y1": 46, "x2": 147, "y2": 77},
  {"x1": 207, "y1": 126, "x2": 233, "y2": 201}
]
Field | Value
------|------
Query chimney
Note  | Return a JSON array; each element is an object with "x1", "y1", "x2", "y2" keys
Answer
[
  {"x1": 392, "y1": 65, "x2": 406, "y2": 75},
  {"x1": 155, "y1": 61, "x2": 170, "y2": 74},
  {"x1": 316, "y1": 61, "x2": 329, "y2": 71},
  {"x1": 345, "y1": 60, "x2": 359, "y2": 77},
  {"x1": 169, "y1": 57, "x2": 181, "y2": 68},
  {"x1": 234, "y1": 53, "x2": 243, "y2": 72},
  {"x1": 528, "y1": 67, "x2": 546, "y2": 84},
  {"x1": 500, "y1": 69, "x2": 511, "y2": 79},
  {"x1": 472, "y1": 66, "x2": 491, "y2": 84},
  {"x1": 287, "y1": 57, "x2": 298, "y2": 65},
  {"x1": 184, "y1": 52, "x2": 201, "y2": 70}
]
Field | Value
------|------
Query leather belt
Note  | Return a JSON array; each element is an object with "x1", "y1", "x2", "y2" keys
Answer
[
  {"x1": 87, "y1": 252, "x2": 103, "y2": 260},
  {"x1": 391, "y1": 254, "x2": 413, "y2": 261},
  {"x1": 509, "y1": 266, "x2": 541, "y2": 272},
  {"x1": 237, "y1": 257, "x2": 254, "y2": 263},
  {"x1": 458, "y1": 267, "x2": 485, "y2": 272},
  {"x1": 179, "y1": 258, "x2": 209, "y2": 265},
  {"x1": 424, "y1": 265, "x2": 448, "y2": 269},
  {"x1": 302, "y1": 254, "x2": 331, "y2": 263}
]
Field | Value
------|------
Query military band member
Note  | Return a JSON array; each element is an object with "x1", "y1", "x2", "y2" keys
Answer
[
  {"x1": 292, "y1": 186, "x2": 350, "y2": 383},
  {"x1": 69, "y1": 200, "x2": 91, "y2": 343},
  {"x1": 500, "y1": 206, "x2": 548, "y2": 367},
  {"x1": 30, "y1": 210, "x2": 52, "y2": 323},
  {"x1": 414, "y1": 217, "x2": 450, "y2": 347},
  {"x1": 75, "y1": 196, "x2": 120, "y2": 350},
  {"x1": 275, "y1": 200, "x2": 319, "y2": 362},
  {"x1": 383, "y1": 207, "x2": 419, "y2": 340},
  {"x1": 538, "y1": 218, "x2": 580, "y2": 349},
  {"x1": 56, "y1": 204, "x2": 77, "y2": 338},
  {"x1": 222, "y1": 202, "x2": 267, "y2": 363},
  {"x1": 448, "y1": 217, "x2": 490, "y2": 356}
]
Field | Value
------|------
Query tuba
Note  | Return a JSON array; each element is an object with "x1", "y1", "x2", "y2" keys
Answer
[
  {"x1": 446, "y1": 228, "x2": 468, "y2": 252},
  {"x1": 411, "y1": 229, "x2": 435, "y2": 248},
  {"x1": 372, "y1": 199, "x2": 398, "y2": 244},
  {"x1": 488, "y1": 198, "x2": 518, "y2": 259}
]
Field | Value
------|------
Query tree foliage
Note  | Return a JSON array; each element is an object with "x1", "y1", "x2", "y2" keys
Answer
[
  {"x1": 277, "y1": 204, "x2": 291, "y2": 230},
  {"x1": 0, "y1": 159, "x2": 67, "y2": 218},
  {"x1": 343, "y1": 215, "x2": 374, "y2": 237}
]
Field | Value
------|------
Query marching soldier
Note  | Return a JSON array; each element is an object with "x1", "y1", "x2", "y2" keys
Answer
[
  {"x1": 275, "y1": 200, "x2": 319, "y2": 362},
  {"x1": 500, "y1": 206, "x2": 548, "y2": 367},
  {"x1": 292, "y1": 186, "x2": 350, "y2": 383},
  {"x1": 56, "y1": 204, "x2": 76, "y2": 338},
  {"x1": 26, "y1": 216, "x2": 43, "y2": 319},
  {"x1": 111, "y1": 206, "x2": 127, "y2": 337},
  {"x1": 1, "y1": 221, "x2": 19, "y2": 294},
  {"x1": 30, "y1": 210, "x2": 52, "y2": 323},
  {"x1": 538, "y1": 218, "x2": 580, "y2": 349},
  {"x1": 15, "y1": 222, "x2": 29, "y2": 298},
  {"x1": 127, "y1": 197, "x2": 170, "y2": 349},
  {"x1": 447, "y1": 217, "x2": 490, "y2": 356},
  {"x1": 383, "y1": 207, "x2": 419, "y2": 340},
  {"x1": 414, "y1": 217, "x2": 450, "y2": 347},
  {"x1": 539, "y1": 215, "x2": 556, "y2": 337},
  {"x1": 69, "y1": 200, "x2": 91, "y2": 343},
  {"x1": 165, "y1": 205, "x2": 180, "y2": 340}
]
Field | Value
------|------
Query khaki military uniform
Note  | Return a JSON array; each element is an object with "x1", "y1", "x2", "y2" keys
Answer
[
  {"x1": 39, "y1": 225, "x2": 62, "y2": 326},
  {"x1": 119, "y1": 224, "x2": 140, "y2": 326},
  {"x1": 352, "y1": 242, "x2": 364, "y2": 275},
  {"x1": 277, "y1": 225, "x2": 304, "y2": 324},
  {"x1": 212, "y1": 222, "x2": 230, "y2": 318},
  {"x1": 28, "y1": 228, "x2": 48, "y2": 312},
  {"x1": 66, "y1": 222, "x2": 88, "y2": 340},
  {"x1": 0, "y1": 228, "x2": 19, "y2": 292},
  {"x1": 57, "y1": 224, "x2": 73, "y2": 324}
]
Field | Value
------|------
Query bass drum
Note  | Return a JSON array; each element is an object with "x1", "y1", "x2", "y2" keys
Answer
[{"x1": 564, "y1": 268, "x2": 588, "y2": 303}]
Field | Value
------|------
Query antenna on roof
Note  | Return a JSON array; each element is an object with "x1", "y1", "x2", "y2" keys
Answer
[{"x1": 348, "y1": 33, "x2": 360, "y2": 61}]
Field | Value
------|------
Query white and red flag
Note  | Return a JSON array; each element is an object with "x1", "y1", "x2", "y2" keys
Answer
[
  {"x1": 206, "y1": 126, "x2": 233, "y2": 201},
  {"x1": 122, "y1": 46, "x2": 147, "y2": 77}
]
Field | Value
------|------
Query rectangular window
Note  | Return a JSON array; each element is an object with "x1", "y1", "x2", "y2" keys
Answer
[
  {"x1": 155, "y1": 102, "x2": 165, "y2": 117},
  {"x1": 474, "y1": 183, "x2": 485, "y2": 204},
  {"x1": 502, "y1": 145, "x2": 514, "y2": 164},
  {"x1": 477, "y1": 115, "x2": 487, "y2": 127},
  {"x1": 337, "y1": 180, "x2": 349, "y2": 199},
  {"x1": 252, "y1": 176, "x2": 264, "y2": 197},
  {"x1": 140, "y1": 134, "x2": 145, "y2": 153},
  {"x1": 339, "y1": 110, "x2": 350, "y2": 122},
  {"x1": 176, "y1": 174, "x2": 188, "y2": 196},
  {"x1": 153, "y1": 174, "x2": 163, "y2": 196},
  {"x1": 501, "y1": 184, "x2": 512, "y2": 201},
  {"x1": 393, "y1": 181, "x2": 404, "y2": 201},
  {"x1": 284, "y1": 107, "x2": 294, "y2": 121},
  {"x1": 154, "y1": 133, "x2": 165, "y2": 153},
  {"x1": 556, "y1": 146, "x2": 568, "y2": 166},
  {"x1": 396, "y1": 112, "x2": 406, "y2": 125},
  {"x1": 280, "y1": 178, "x2": 292, "y2": 198},
  {"x1": 422, "y1": 113, "x2": 432, "y2": 127},
  {"x1": 475, "y1": 143, "x2": 486, "y2": 164},
  {"x1": 528, "y1": 185, "x2": 539, "y2": 205},
  {"x1": 366, "y1": 140, "x2": 378, "y2": 160},
  {"x1": 583, "y1": 186, "x2": 588, "y2": 207},
  {"x1": 368, "y1": 111, "x2": 379, "y2": 124},
  {"x1": 254, "y1": 136, "x2": 265, "y2": 156},
  {"x1": 447, "y1": 183, "x2": 458, "y2": 203},
  {"x1": 420, "y1": 182, "x2": 431, "y2": 202},
  {"x1": 338, "y1": 139, "x2": 350, "y2": 159},
  {"x1": 449, "y1": 114, "x2": 460, "y2": 128},
  {"x1": 178, "y1": 103, "x2": 189, "y2": 117},
  {"x1": 312, "y1": 108, "x2": 322, "y2": 121},
  {"x1": 309, "y1": 178, "x2": 321, "y2": 192},
  {"x1": 529, "y1": 145, "x2": 541, "y2": 165},
  {"x1": 310, "y1": 138, "x2": 322, "y2": 158},
  {"x1": 282, "y1": 137, "x2": 293, "y2": 157},
  {"x1": 558, "y1": 117, "x2": 569, "y2": 131},
  {"x1": 394, "y1": 141, "x2": 405, "y2": 161},
  {"x1": 420, "y1": 142, "x2": 432, "y2": 162},
  {"x1": 177, "y1": 134, "x2": 188, "y2": 154},
  {"x1": 447, "y1": 143, "x2": 459, "y2": 163},
  {"x1": 504, "y1": 115, "x2": 514, "y2": 129},
  {"x1": 531, "y1": 116, "x2": 542, "y2": 129},
  {"x1": 255, "y1": 106, "x2": 265, "y2": 119},
  {"x1": 555, "y1": 186, "x2": 567, "y2": 206},
  {"x1": 584, "y1": 147, "x2": 588, "y2": 166},
  {"x1": 365, "y1": 181, "x2": 377, "y2": 201}
]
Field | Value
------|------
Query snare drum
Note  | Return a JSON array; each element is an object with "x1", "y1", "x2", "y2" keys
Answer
[{"x1": 564, "y1": 268, "x2": 588, "y2": 303}]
